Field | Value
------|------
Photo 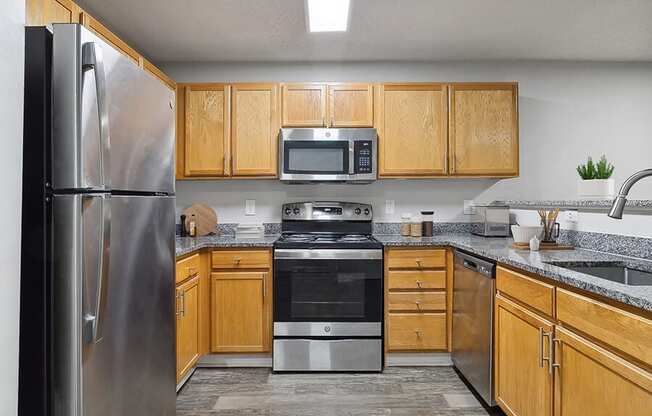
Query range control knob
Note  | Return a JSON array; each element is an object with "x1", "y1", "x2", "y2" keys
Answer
[
  {"x1": 364, "y1": 208, "x2": 370, "y2": 215},
  {"x1": 354, "y1": 207, "x2": 362, "y2": 215},
  {"x1": 293, "y1": 207, "x2": 300, "y2": 215},
  {"x1": 284, "y1": 207, "x2": 292, "y2": 215}
]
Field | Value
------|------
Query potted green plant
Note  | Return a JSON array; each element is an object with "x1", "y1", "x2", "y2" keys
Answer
[{"x1": 576, "y1": 155, "x2": 615, "y2": 199}]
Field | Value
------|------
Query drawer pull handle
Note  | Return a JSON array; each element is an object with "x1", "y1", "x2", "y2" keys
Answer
[
  {"x1": 415, "y1": 330, "x2": 422, "y2": 338},
  {"x1": 539, "y1": 327, "x2": 552, "y2": 372},
  {"x1": 187, "y1": 267, "x2": 197, "y2": 276},
  {"x1": 233, "y1": 257, "x2": 242, "y2": 264},
  {"x1": 416, "y1": 260, "x2": 423, "y2": 268},
  {"x1": 415, "y1": 280, "x2": 422, "y2": 288},
  {"x1": 415, "y1": 300, "x2": 421, "y2": 309}
]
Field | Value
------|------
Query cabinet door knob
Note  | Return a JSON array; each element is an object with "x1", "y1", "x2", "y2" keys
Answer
[
  {"x1": 416, "y1": 259, "x2": 423, "y2": 268},
  {"x1": 234, "y1": 257, "x2": 242, "y2": 264},
  {"x1": 415, "y1": 280, "x2": 422, "y2": 288},
  {"x1": 415, "y1": 330, "x2": 422, "y2": 338},
  {"x1": 415, "y1": 300, "x2": 421, "y2": 308}
]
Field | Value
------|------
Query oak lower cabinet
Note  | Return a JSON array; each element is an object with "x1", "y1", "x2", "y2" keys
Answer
[
  {"x1": 449, "y1": 83, "x2": 519, "y2": 177},
  {"x1": 281, "y1": 82, "x2": 373, "y2": 127},
  {"x1": 210, "y1": 249, "x2": 272, "y2": 353},
  {"x1": 176, "y1": 274, "x2": 200, "y2": 383},
  {"x1": 495, "y1": 265, "x2": 652, "y2": 416},
  {"x1": 376, "y1": 84, "x2": 448, "y2": 177},
  {"x1": 385, "y1": 248, "x2": 451, "y2": 352},
  {"x1": 495, "y1": 293, "x2": 554, "y2": 416}
]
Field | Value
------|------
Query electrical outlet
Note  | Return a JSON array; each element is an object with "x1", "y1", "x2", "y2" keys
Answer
[
  {"x1": 245, "y1": 199, "x2": 256, "y2": 216},
  {"x1": 565, "y1": 210, "x2": 579, "y2": 224},
  {"x1": 385, "y1": 200, "x2": 395, "y2": 215},
  {"x1": 463, "y1": 200, "x2": 476, "y2": 215}
]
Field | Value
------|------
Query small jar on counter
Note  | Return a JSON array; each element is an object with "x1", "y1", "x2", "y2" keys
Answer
[
  {"x1": 421, "y1": 211, "x2": 434, "y2": 237},
  {"x1": 410, "y1": 215, "x2": 423, "y2": 237},
  {"x1": 400, "y1": 214, "x2": 412, "y2": 236}
]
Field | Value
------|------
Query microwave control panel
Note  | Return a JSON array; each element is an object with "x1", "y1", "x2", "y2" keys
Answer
[{"x1": 354, "y1": 141, "x2": 373, "y2": 174}]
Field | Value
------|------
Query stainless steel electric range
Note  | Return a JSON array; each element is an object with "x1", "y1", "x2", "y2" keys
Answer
[{"x1": 273, "y1": 201, "x2": 383, "y2": 372}]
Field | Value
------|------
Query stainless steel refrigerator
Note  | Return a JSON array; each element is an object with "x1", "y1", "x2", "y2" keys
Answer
[{"x1": 20, "y1": 24, "x2": 176, "y2": 416}]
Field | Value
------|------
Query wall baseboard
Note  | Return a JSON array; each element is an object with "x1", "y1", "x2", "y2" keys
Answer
[
  {"x1": 385, "y1": 352, "x2": 453, "y2": 367},
  {"x1": 198, "y1": 353, "x2": 273, "y2": 367}
]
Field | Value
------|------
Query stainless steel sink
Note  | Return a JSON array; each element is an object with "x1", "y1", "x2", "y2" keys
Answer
[{"x1": 546, "y1": 262, "x2": 652, "y2": 286}]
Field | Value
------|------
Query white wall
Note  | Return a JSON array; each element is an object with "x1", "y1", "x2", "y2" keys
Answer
[
  {"x1": 0, "y1": 1, "x2": 24, "y2": 415},
  {"x1": 163, "y1": 61, "x2": 652, "y2": 233}
]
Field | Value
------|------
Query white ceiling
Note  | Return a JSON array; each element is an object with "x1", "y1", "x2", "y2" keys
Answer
[{"x1": 77, "y1": 0, "x2": 652, "y2": 62}]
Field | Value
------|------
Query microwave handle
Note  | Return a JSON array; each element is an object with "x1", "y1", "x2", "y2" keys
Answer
[{"x1": 348, "y1": 142, "x2": 355, "y2": 174}]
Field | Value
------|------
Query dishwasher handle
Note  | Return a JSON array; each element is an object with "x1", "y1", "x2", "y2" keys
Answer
[{"x1": 455, "y1": 250, "x2": 495, "y2": 278}]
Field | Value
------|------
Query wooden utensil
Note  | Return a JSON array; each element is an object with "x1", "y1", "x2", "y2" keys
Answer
[
  {"x1": 512, "y1": 241, "x2": 574, "y2": 251},
  {"x1": 182, "y1": 204, "x2": 217, "y2": 236}
]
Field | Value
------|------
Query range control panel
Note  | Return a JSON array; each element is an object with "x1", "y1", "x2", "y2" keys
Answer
[
  {"x1": 354, "y1": 141, "x2": 373, "y2": 174},
  {"x1": 282, "y1": 202, "x2": 373, "y2": 221}
]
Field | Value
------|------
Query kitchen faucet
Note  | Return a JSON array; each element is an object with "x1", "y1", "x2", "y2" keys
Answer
[{"x1": 608, "y1": 168, "x2": 652, "y2": 219}]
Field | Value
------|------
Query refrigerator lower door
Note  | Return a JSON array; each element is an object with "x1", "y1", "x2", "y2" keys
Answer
[
  {"x1": 52, "y1": 194, "x2": 176, "y2": 416},
  {"x1": 52, "y1": 24, "x2": 175, "y2": 194}
]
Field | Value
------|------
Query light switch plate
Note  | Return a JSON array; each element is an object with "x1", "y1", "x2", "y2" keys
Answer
[
  {"x1": 245, "y1": 199, "x2": 256, "y2": 216},
  {"x1": 385, "y1": 200, "x2": 395, "y2": 215},
  {"x1": 463, "y1": 200, "x2": 476, "y2": 215}
]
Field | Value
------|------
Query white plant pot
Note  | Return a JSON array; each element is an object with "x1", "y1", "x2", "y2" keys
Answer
[{"x1": 578, "y1": 179, "x2": 615, "y2": 199}]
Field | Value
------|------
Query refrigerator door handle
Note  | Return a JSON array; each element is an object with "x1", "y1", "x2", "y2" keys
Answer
[
  {"x1": 82, "y1": 41, "x2": 111, "y2": 189},
  {"x1": 83, "y1": 194, "x2": 111, "y2": 344}
]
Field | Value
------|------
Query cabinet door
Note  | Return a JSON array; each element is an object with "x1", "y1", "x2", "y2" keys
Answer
[
  {"x1": 377, "y1": 84, "x2": 448, "y2": 176},
  {"x1": 80, "y1": 12, "x2": 141, "y2": 65},
  {"x1": 184, "y1": 84, "x2": 231, "y2": 177},
  {"x1": 495, "y1": 294, "x2": 553, "y2": 416},
  {"x1": 211, "y1": 271, "x2": 271, "y2": 352},
  {"x1": 281, "y1": 83, "x2": 326, "y2": 127},
  {"x1": 231, "y1": 84, "x2": 280, "y2": 177},
  {"x1": 553, "y1": 327, "x2": 652, "y2": 416},
  {"x1": 26, "y1": 0, "x2": 80, "y2": 26},
  {"x1": 449, "y1": 83, "x2": 519, "y2": 176},
  {"x1": 176, "y1": 275, "x2": 200, "y2": 383},
  {"x1": 327, "y1": 83, "x2": 373, "y2": 127}
]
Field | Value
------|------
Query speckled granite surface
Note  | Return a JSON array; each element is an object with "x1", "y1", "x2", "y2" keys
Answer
[
  {"x1": 375, "y1": 234, "x2": 652, "y2": 312},
  {"x1": 492, "y1": 199, "x2": 652, "y2": 210},
  {"x1": 176, "y1": 234, "x2": 279, "y2": 257}
]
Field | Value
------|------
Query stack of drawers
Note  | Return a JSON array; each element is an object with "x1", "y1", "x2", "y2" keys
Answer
[{"x1": 385, "y1": 248, "x2": 449, "y2": 351}]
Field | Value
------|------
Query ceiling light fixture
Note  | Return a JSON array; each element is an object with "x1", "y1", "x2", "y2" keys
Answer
[{"x1": 306, "y1": 0, "x2": 350, "y2": 32}]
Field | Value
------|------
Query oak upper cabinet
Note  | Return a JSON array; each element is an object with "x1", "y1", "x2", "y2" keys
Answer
[
  {"x1": 231, "y1": 83, "x2": 280, "y2": 177},
  {"x1": 553, "y1": 326, "x2": 652, "y2": 416},
  {"x1": 176, "y1": 274, "x2": 200, "y2": 383},
  {"x1": 184, "y1": 84, "x2": 231, "y2": 177},
  {"x1": 211, "y1": 271, "x2": 272, "y2": 352},
  {"x1": 495, "y1": 293, "x2": 553, "y2": 416},
  {"x1": 449, "y1": 83, "x2": 519, "y2": 177},
  {"x1": 142, "y1": 58, "x2": 176, "y2": 91},
  {"x1": 376, "y1": 84, "x2": 448, "y2": 177},
  {"x1": 327, "y1": 83, "x2": 374, "y2": 127},
  {"x1": 281, "y1": 83, "x2": 327, "y2": 127},
  {"x1": 26, "y1": 0, "x2": 80, "y2": 26},
  {"x1": 80, "y1": 12, "x2": 142, "y2": 65},
  {"x1": 281, "y1": 83, "x2": 373, "y2": 127}
]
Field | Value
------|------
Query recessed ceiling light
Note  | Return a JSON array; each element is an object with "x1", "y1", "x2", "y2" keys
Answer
[{"x1": 306, "y1": 0, "x2": 350, "y2": 32}]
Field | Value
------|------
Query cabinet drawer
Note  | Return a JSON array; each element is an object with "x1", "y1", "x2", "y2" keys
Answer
[
  {"x1": 556, "y1": 288, "x2": 652, "y2": 367},
  {"x1": 386, "y1": 249, "x2": 446, "y2": 269},
  {"x1": 387, "y1": 270, "x2": 446, "y2": 290},
  {"x1": 211, "y1": 250, "x2": 271, "y2": 269},
  {"x1": 387, "y1": 313, "x2": 447, "y2": 351},
  {"x1": 176, "y1": 253, "x2": 200, "y2": 284},
  {"x1": 387, "y1": 292, "x2": 446, "y2": 312},
  {"x1": 496, "y1": 266, "x2": 555, "y2": 317}
]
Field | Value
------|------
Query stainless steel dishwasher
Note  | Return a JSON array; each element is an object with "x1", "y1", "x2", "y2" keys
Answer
[{"x1": 451, "y1": 250, "x2": 496, "y2": 407}]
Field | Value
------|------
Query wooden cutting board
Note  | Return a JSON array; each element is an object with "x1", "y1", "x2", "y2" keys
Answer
[
  {"x1": 512, "y1": 242, "x2": 574, "y2": 251},
  {"x1": 182, "y1": 204, "x2": 217, "y2": 236}
]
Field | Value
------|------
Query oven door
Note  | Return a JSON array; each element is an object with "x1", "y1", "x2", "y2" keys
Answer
[
  {"x1": 280, "y1": 140, "x2": 352, "y2": 181},
  {"x1": 273, "y1": 249, "x2": 383, "y2": 331}
]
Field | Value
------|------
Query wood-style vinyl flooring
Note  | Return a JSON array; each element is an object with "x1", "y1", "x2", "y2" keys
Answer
[{"x1": 177, "y1": 367, "x2": 503, "y2": 415}]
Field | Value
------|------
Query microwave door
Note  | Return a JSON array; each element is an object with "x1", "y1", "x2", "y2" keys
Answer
[{"x1": 281, "y1": 140, "x2": 350, "y2": 181}]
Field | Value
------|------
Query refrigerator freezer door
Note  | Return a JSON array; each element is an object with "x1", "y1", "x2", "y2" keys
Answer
[
  {"x1": 52, "y1": 194, "x2": 176, "y2": 416},
  {"x1": 52, "y1": 24, "x2": 175, "y2": 194}
]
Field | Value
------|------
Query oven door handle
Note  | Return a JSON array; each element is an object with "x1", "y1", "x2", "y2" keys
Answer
[{"x1": 274, "y1": 249, "x2": 382, "y2": 260}]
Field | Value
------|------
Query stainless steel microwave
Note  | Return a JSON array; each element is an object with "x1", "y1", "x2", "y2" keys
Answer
[{"x1": 279, "y1": 128, "x2": 377, "y2": 183}]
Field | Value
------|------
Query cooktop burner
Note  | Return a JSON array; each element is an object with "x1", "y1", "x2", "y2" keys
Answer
[{"x1": 275, "y1": 233, "x2": 382, "y2": 249}]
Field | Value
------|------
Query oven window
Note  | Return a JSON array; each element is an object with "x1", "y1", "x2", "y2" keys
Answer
[
  {"x1": 274, "y1": 258, "x2": 382, "y2": 322},
  {"x1": 283, "y1": 141, "x2": 349, "y2": 174}
]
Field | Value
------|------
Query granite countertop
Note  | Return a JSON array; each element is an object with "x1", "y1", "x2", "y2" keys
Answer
[
  {"x1": 376, "y1": 234, "x2": 652, "y2": 312},
  {"x1": 176, "y1": 234, "x2": 279, "y2": 257},
  {"x1": 176, "y1": 233, "x2": 652, "y2": 312}
]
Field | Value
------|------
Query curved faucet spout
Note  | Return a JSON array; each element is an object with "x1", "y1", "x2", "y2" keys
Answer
[{"x1": 608, "y1": 168, "x2": 652, "y2": 219}]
